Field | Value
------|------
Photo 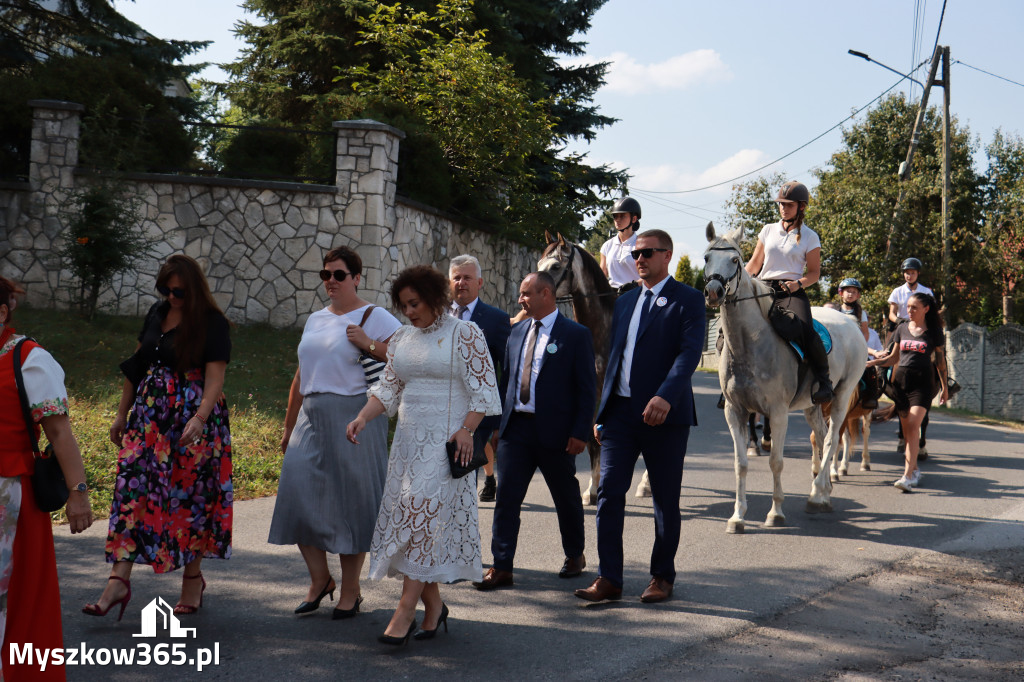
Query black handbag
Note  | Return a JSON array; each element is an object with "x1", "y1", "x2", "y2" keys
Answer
[
  {"x1": 443, "y1": 323, "x2": 487, "y2": 479},
  {"x1": 357, "y1": 306, "x2": 386, "y2": 386},
  {"x1": 12, "y1": 338, "x2": 69, "y2": 513}
]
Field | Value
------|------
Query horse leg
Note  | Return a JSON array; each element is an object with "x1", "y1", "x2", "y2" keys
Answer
[
  {"x1": 807, "y1": 407, "x2": 842, "y2": 514},
  {"x1": 746, "y1": 413, "x2": 760, "y2": 458},
  {"x1": 860, "y1": 414, "x2": 872, "y2": 471},
  {"x1": 582, "y1": 439, "x2": 600, "y2": 506},
  {"x1": 724, "y1": 404, "x2": 750, "y2": 534},
  {"x1": 765, "y1": 412, "x2": 788, "y2": 527},
  {"x1": 805, "y1": 407, "x2": 826, "y2": 478},
  {"x1": 635, "y1": 466, "x2": 651, "y2": 498}
]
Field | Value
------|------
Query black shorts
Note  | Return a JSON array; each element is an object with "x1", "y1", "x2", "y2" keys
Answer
[{"x1": 891, "y1": 366, "x2": 936, "y2": 414}]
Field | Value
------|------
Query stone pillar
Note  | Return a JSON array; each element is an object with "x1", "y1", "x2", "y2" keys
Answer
[
  {"x1": 333, "y1": 119, "x2": 405, "y2": 306},
  {"x1": 3, "y1": 100, "x2": 84, "y2": 305}
]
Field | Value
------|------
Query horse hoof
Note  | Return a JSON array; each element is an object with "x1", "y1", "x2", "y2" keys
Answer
[
  {"x1": 581, "y1": 493, "x2": 596, "y2": 506},
  {"x1": 765, "y1": 514, "x2": 786, "y2": 527},
  {"x1": 860, "y1": 464, "x2": 871, "y2": 471},
  {"x1": 918, "y1": 448, "x2": 928, "y2": 461},
  {"x1": 746, "y1": 446, "x2": 760, "y2": 458},
  {"x1": 760, "y1": 438, "x2": 772, "y2": 452},
  {"x1": 830, "y1": 473, "x2": 839, "y2": 483},
  {"x1": 839, "y1": 467, "x2": 848, "y2": 477},
  {"x1": 634, "y1": 486, "x2": 651, "y2": 498},
  {"x1": 726, "y1": 520, "x2": 745, "y2": 534},
  {"x1": 805, "y1": 501, "x2": 833, "y2": 514}
]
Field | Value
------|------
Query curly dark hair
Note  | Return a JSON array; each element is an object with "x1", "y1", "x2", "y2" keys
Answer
[{"x1": 390, "y1": 265, "x2": 450, "y2": 317}]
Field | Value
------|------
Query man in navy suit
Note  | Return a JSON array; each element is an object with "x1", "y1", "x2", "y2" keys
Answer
[
  {"x1": 473, "y1": 271, "x2": 596, "y2": 589},
  {"x1": 574, "y1": 229, "x2": 705, "y2": 604},
  {"x1": 449, "y1": 255, "x2": 512, "y2": 501}
]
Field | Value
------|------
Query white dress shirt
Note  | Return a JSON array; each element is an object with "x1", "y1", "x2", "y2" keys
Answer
[
  {"x1": 615, "y1": 277, "x2": 670, "y2": 398},
  {"x1": 515, "y1": 309, "x2": 559, "y2": 413},
  {"x1": 450, "y1": 297, "x2": 479, "y2": 320}
]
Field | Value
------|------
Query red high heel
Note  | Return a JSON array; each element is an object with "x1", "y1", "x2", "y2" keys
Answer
[
  {"x1": 173, "y1": 572, "x2": 206, "y2": 615},
  {"x1": 82, "y1": 575, "x2": 132, "y2": 621}
]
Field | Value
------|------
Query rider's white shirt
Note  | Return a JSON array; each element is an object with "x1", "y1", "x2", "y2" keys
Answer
[
  {"x1": 601, "y1": 232, "x2": 639, "y2": 288},
  {"x1": 757, "y1": 221, "x2": 821, "y2": 281},
  {"x1": 887, "y1": 282, "x2": 934, "y2": 319}
]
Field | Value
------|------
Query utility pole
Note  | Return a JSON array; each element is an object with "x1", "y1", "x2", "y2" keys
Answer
[{"x1": 940, "y1": 45, "x2": 952, "y2": 326}]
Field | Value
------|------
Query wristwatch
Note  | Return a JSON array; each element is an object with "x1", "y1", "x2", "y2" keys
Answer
[
  {"x1": 71, "y1": 482, "x2": 88, "y2": 493},
  {"x1": 368, "y1": 340, "x2": 376, "y2": 355}
]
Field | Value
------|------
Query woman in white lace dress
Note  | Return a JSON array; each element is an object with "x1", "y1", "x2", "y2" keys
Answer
[{"x1": 346, "y1": 266, "x2": 500, "y2": 645}]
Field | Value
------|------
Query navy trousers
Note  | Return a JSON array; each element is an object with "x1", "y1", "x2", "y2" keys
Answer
[
  {"x1": 596, "y1": 396, "x2": 689, "y2": 588},
  {"x1": 490, "y1": 413, "x2": 585, "y2": 571}
]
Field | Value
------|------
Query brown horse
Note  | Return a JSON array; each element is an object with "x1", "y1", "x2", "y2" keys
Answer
[{"x1": 538, "y1": 232, "x2": 647, "y2": 504}]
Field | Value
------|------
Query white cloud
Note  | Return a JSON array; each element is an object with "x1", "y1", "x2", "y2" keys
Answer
[
  {"x1": 622, "y1": 149, "x2": 771, "y2": 195},
  {"x1": 600, "y1": 49, "x2": 732, "y2": 95}
]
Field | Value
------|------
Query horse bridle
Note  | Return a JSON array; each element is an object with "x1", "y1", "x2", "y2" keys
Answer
[{"x1": 704, "y1": 246, "x2": 775, "y2": 305}]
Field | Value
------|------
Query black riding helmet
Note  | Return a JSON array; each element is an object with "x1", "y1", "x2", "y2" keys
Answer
[
  {"x1": 611, "y1": 196, "x2": 641, "y2": 218},
  {"x1": 901, "y1": 257, "x2": 922, "y2": 272},
  {"x1": 776, "y1": 181, "x2": 809, "y2": 227}
]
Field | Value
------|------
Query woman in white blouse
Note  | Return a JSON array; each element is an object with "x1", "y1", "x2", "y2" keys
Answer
[
  {"x1": 599, "y1": 196, "x2": 641, "y2": 290},
  {"x1": 268, "y1": 247, "x2": 401, "y2": 620},
  {"x1": 745, "y1": 181, "x2": 833, "y2": 404}
]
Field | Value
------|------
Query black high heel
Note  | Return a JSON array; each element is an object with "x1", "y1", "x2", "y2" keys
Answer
[
  {"x1": 378, "y1": 618, "x2": 417, "y2": 646},
  {"x1": 294, "y1": 578, "x2": 335, "y2": 614},
  {"x1": 332, "y1": 595, "x2": 363, "y2": 620},
  {"x1": 413, "y1": 603, "x2": 449, "y2": 640}
]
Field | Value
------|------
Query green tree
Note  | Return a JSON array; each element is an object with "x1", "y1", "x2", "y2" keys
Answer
[
  {"x1": 721, "y1": 171, "x2": 787, "y2": 261},
  {"x1": 674, "y1": 254, "x2": 702, "y2": 289},
  {"x1": 982, "y1": 129, "x2": 1024, "y2": 325},
  {"x1": 224, "y1": 0, "x2": 625, "y2": 239},
  {"x1": 810, "y1": 94, "x2": 985, "y2": 324},
  {"x1": 57, "y1": 180, "x2": 154, "y2": 319}
]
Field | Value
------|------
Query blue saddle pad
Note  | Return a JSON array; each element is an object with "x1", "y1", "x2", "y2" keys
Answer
[{"x1": 788, "y1": 319, "x2": 833, "y2": 360}]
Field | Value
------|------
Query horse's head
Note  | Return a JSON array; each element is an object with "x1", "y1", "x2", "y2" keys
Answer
[
  {"x1": 538, "y1": 231, "x2": 577, "y2": 298},
  {"x1": 702, "y1": 222, "x2": 746, "y2": 308}
]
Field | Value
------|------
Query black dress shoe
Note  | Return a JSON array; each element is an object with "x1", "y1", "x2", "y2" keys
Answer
[
  {"x1": 479, "y1": 475, "x2": 496, "y2": 502},
  {"x1": 413, "y1": 603, "x2": 449, "y2": 640},
  {"x1": 378, "y1": 619, "x2": 416, "y2": 646},
  {"x1": 472, "y1": 567, "x2": 514, "y2": 590},
  {"x1": 294, "y1": 578, "x2": 335, "y2": 614},
  {"x1": 332, "y1": 595, "x2": 363, "y2": 620},
  {"x1": 558, "y1": 554, "x2": 586, "y2": 579}
]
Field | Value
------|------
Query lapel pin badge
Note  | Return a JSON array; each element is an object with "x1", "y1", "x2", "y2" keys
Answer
[
  {"x1": 656, "y1": 296, "x2": 668, "y2": 307},
  {"x1": 546, "y1": 343, "x2": 558, "y2": 354}
]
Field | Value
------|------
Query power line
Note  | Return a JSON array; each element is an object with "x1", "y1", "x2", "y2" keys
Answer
[
  {"x1": 931, "y1": 0, "x2": 948, "y2": 57},
  {"x1": 630, "y1": 189, "x2": 727, "y2": 216},
  {"x1": 633, "y1": 71, "x2": 918, "y2": 195},
  {"x1": 954, "y1": 60, "x2": 1024, "y2": 90}
]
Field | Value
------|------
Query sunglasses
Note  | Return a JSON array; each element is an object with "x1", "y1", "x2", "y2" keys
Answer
[
  {"x1": 630, "y1": 248, "x2": 669, "y2": 260},
  {"x1": 157, "y1": 285, "x2": 187, "y2": 299},
  {"x1": 319, "y1": 269, "x2": 352, "y2": 282}
]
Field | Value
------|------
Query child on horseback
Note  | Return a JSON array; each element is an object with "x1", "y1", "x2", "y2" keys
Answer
[
  {"x1": 600, "y1": 196, "x2": 641, "y2": 293},
  {"x1": 745, "y1": 181, "x2": 833, "y2": 404}
]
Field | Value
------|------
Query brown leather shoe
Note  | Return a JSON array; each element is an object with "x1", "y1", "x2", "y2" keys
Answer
[
  {"x1": 573, "y1": 576, "x2": 622, "y2": 602},
  {"x1": 558, "y1": 555, "x2": 586, "y2": 579},
  {"x1": 640, "y1": 576, "x2": 673, "y2": 603},
  {"x1": 472, "y1": 568, "x2": 514, "y2": 591}
]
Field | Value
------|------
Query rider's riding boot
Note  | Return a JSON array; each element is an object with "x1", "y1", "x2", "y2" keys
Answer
[
  {"x1": 859, "y1": 367, "x2": 880, "y2": 409},
  {"x1": 805, "y1": 330, "x2": 833, "y2": 405}
]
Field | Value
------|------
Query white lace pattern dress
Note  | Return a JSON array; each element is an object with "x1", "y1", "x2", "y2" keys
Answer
[{"x1": 367, "y1": 314, "x2": 501, "y2": 583}]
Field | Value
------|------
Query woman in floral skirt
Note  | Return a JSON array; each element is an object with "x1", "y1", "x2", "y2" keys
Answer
[{"x1": 84, "y1": 254, "x2": 232, "y2": 619}]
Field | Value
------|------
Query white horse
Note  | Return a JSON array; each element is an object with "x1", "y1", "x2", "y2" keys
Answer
[{"x1": 702, "y1": 224, "x2": 867, "y2": 534}]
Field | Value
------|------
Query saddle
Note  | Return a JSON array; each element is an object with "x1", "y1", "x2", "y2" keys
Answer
[{"x1": 768, "y1": 305, "x2": 832, "y2": 362}]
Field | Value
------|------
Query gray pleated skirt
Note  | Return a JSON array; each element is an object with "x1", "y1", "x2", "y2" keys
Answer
[{"x1": 268, "y1": 392, "x2": 388, "y2": 554}]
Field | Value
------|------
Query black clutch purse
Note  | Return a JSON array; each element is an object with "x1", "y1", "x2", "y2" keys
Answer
[
  {"x1": 446, "y1": 439, "x2": 487, "y2": 480},
  {"x1": 13, "y1": 339, "x2": 70, "y2": 513}
]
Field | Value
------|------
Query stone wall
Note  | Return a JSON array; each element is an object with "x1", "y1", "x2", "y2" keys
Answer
[{"x1": 0, "y1": 101, "x2": 535, "y2": 326}]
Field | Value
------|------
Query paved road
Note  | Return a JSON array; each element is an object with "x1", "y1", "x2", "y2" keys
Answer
[{"x1": 52, "y1": 372, "x2": 1024, "y2": 680}]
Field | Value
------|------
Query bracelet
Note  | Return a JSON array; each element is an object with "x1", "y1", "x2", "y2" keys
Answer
[
  {"x1": 460, "y1": 425, "x2": 475, "y2": 437},
  {"x1": 193, "y1": 413, "x2": 207, "y2": 424}
]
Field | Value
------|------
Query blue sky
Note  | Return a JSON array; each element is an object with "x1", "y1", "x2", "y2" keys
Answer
[{"x1": 114, "y1": 0, "x2": 1024, "y2": 270}]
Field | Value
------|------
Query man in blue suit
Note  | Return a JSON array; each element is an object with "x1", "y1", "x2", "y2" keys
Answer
[
  {"x1": 449, "y1": 255, "x2": 512, "y2": 502},
  {"x1": 473, "y1": 271, "x2": 596, "y2": 590},
  {"x1": 574, "y1": 229, "x2": 705, "y2": 604}
]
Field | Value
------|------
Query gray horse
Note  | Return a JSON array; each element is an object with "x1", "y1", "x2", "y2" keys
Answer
[{"x1": 703, "y1": 224, "x2": 866, "y2": 533}]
